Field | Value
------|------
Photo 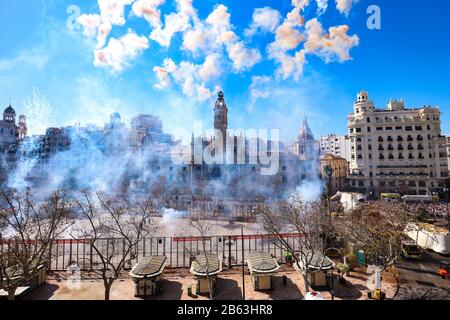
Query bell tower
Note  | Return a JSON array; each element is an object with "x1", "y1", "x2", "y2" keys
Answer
[{"x1": 214, "y1": 91, "x2": 228, "y2": 139}]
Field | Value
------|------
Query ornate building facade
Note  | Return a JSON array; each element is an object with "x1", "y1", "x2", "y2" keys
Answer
[{"x1": 348, "y1": 90, "x2": 448, "y2": 196}]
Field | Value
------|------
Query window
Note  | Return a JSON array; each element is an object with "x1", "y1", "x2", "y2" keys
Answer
[
  {"x1": 386, "y1": 127, "x2": 393, "y2": 131},
  {"x1": 395, "y1": 126, "x2": 402, "y2": 130},
  {"x1": 376, "y1": 127, "x2": 383, "y2": 131},
  {"x1": 356, "y1": 128, "x2": 362, "y2": 133},
  {"x1": 415, "y1": 126, "x2": 422, "y2": 131},
  {"x1": 367, "y1": 117, "x2": 371, "y2": 123},
  {"x1": 405, "y1": 126, "x2": 413, "y2": 131}
]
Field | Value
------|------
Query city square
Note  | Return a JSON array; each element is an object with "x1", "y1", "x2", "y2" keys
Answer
[{"x1": 0, "y1": 0, "x2": 449, "y2": 314}]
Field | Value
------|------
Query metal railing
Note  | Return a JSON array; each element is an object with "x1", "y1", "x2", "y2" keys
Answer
[{"x1": 44, "y1": 234, "x2": 304, "y2": 271}]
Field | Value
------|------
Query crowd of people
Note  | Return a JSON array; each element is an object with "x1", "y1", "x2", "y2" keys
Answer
[{"x1": 367, "y1": 199, "x2": 449, "y2": 219}]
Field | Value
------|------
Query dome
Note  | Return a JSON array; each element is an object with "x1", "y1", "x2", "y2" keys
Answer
[
  {"x1": 4, "y1": 105, "x2": 15, "y2": 114},
  {"x1": 298, "y1": 116, "x2": 314, "y2": 141}
]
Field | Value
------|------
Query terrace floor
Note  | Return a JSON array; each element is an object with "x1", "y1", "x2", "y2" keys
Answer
[{"x1": 22, "y1": 265, "x2": 398, "y2": 301}]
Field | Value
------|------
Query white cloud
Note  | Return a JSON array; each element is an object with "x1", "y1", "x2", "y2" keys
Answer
[
  {"x1": 266, "y1": 0, "x2": 358, "y2": 80},
  {"x1": 245, "y1": 7, "x2": 282, "y2": 37},
  {"x1": 198, "y1": 53, "x2": 222, "y2": 82},
  {"x1": 225, "y1": 40, "x2": 261, "y2": 72},
  {"x1": 150, "y1": 0, "x2": 195, "y2": 47},
  {"x1": 78, "y1": 14, "x2": 101, "y2": 38},
  {"x1": 179, "y1": 4, "x2": 261, "y2": 71},
  {"x1": 78, "y1": 0, "x2": 135, "y2": 48},
  {"x1": 94, "y1": 30, "x2": 149, "y2": 72},
  {"x1": 304, "y1": 18, "x2": 359, "y2": 62},
  {"x1": 153, "y1": 54, "x2": 222, "y2": 101},
  {"x1": 98, "y1": 0, "x2": 135, "y2": 26},
  {"x1": 132, "y1": 0, "x2": 166, "y2": 28},
  {"x1": 335, "y1": 0, "x2": 359, "y2": 16},
  {"x1": 316, "y1": 0, "x2": 328, "y2": 15}
]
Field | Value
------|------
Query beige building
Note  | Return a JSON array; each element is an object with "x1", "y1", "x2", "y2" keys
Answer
[
  {"x1": 320, "y1": 154, "x2": 349, "y2": 195},
  {"x1": 447, "y1": 136, "x2": 450, "y2": 176},
  {"x1": 320, "y1": 134, "x2": 351, "y2": 162},
  {"x1": 348, "y1": 91, "x2": 448, "y2": 196}
]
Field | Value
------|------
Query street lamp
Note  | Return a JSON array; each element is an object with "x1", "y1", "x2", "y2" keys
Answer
[{"x1": 324, "y1": 165, "x2": 333, "y2": 213}]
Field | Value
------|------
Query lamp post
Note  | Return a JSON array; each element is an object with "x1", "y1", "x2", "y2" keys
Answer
[
  {"x1": 225, "y1": 237, "x2": 235, "y2": 269},
  {"x1": 324, "y1": 165, "x2": 333, "y2": 213}
]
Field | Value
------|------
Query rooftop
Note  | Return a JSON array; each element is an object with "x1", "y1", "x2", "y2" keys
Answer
[
  {"x1": 246, "y1": 252, "x2": 280, "y2": 274},
  {"x1": 190, "y1": 253, "x2": 222, "y2": 276},
  {"x1": 129, "y1": 256, "x2": 167, "y2": 278}
]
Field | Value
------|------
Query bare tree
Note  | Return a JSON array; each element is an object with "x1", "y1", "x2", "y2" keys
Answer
[
  {"x1": 256, "y1": 192, "x2": 337, "y2": 293},
  {"x1": 186, "y1": 218, "x2": 215, "y2": 300},
  {"x1": 73, "y1": 192, "x2": 157, "y2": 300},
  {"x1": 0, "y1": 189, "x2": 71, "y2": 300},
  {"x1": 335, "y1": 201, "x2": 418, "y2": 291}
]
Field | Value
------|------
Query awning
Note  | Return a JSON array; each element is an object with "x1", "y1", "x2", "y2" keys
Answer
[
  {"x1": 294, "y1": 251, "x2": 335, "y2": 272},
  {"x1": 246, "y1": 252, "x2": 280, "y2": 274},
  {"x1": 129, "y1": 256, "x2": 167, "y2": 279},
  {"x1": 190, "y1": 253, "x2": 222, "y2": 276}
]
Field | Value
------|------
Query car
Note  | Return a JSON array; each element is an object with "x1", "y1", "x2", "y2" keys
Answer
[{"x1": 437, "y1": 264, "x2": 450, "y2": 279}]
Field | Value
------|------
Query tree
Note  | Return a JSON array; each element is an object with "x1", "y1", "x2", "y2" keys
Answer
[
  {"x1": 0, "y1": 189, "x2": 71, "y2": 300},
  {"x1": 335, "y1": 201, "x2": 417, "y2": 291},
  {"x1": 73, "y1": 192, "x2": 157, "y2": 300},
  {"x1": 186, "y1": 218, "x2": 214, "y2": 300},
  {"x1": 256, "y1": 193, "x2": 337, "y2": 293}
]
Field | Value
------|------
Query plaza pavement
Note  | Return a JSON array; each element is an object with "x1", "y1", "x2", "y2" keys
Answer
[{"x1": 23, "y1": 265, "x2": 398, "y2": 301}]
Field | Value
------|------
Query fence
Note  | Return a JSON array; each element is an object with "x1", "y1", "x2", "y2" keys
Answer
[{"x1": 47, "y1": 234, "x2": 304, "y2": 271}]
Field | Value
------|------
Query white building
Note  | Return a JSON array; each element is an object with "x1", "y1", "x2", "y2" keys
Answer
[
  {"x1": 320, "y1": 134, "x2": 351, "y2": 162},
  {"x1": 348, "y1": 90, "x2": 448, "y2": 197}
]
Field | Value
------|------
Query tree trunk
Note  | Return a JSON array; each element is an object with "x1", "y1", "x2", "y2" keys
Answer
[
  {"x1": 8, "y1": 287, "x2": 17, "y2": 300},
  {"x1": 303, "y1": 272, "x2": 309, "y2": 294},
  {"x1": 104, "y1": 279, "x2": 114, "y2": 301}
]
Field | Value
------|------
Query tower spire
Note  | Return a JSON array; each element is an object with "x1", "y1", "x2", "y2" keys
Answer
[{"x1": 214, "y1": 91, "x2": 228, "y2": 140}]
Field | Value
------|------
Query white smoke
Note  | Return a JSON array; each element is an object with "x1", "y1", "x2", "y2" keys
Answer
[{"x1": 296, "y1": 179, "x2": 324, "y2": 202}]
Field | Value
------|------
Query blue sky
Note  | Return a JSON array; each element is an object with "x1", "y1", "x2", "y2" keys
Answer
[{"x1": 0, "y1": 0, "x2": 449, "y2": 143}]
